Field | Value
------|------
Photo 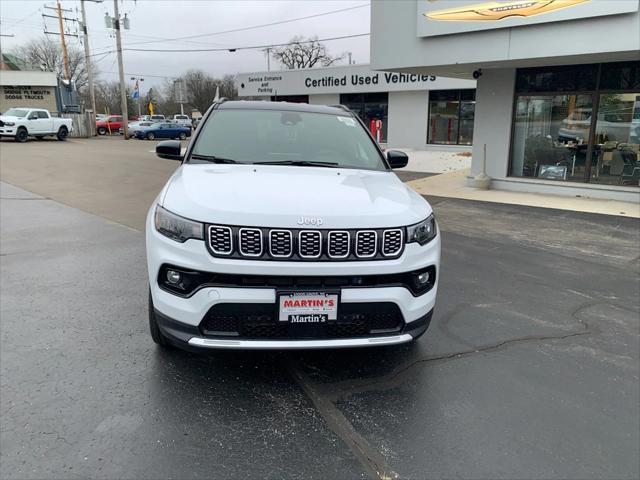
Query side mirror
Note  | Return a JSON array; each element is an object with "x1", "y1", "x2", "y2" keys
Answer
[
  {"x1": 156, "y1": 140, "x2": 183, "y2": 161},
  {"x1": 387, "y1": 150, "x2": 408, "y2": 169}
]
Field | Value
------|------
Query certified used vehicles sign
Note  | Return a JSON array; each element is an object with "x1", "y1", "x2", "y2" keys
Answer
[{"x1": 278, "y1": 292, "x2": 338, "y2": 323}]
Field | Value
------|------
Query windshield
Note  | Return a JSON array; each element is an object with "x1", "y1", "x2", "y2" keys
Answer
[
  {"x1": 190, "y1": 109, "x2": 387, "y2": 171},
  {"x1": 3, "y1": 108, "x2": 28, "y2": 117}
]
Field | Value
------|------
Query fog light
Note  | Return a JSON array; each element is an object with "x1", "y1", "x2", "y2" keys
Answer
[
  {"x1": 166, "y1": 269, "x2": 181, "y2": 284},
  {"x1": 417, "y1": 271, "x2": 430, "y2": 285}
]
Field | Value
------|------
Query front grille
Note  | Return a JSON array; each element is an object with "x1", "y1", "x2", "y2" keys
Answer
[
  {"x1": 328, "y1": 231, "x2": 350, "y2": 258},
  {"x1": 382, "y1": 229, "x2": 403, "y2": 257},
  {"x1": 356, "y1": 231, "x2": 377, "y2": 258},
  {"x1": 209, "y1": 225, "x2": 233, "y2": 255},
  {"x1": 239, "y1": 228, "x2": 263, "y2": 257},
  {"x1": 269, "y1": 230, "x2": 293, "y2": 258},
  {"x1": 205, "y1": 225, "x2": 409, "y2": 261},
  {"x1": 200, "y1": 303, "x2": 404, "y2": 339},
  {"x1": 299, "y1": 231, "x2": 322, "y2": 258}
]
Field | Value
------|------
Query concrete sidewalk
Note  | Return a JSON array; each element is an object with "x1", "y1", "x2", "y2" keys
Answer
[{"x1": 408, "y1": 169, "x2": 640, "y2": 218}]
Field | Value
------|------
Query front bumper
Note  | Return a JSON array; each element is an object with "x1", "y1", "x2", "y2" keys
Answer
[
  {"x1": 146, "y1": 207, "x2": 440, "y2": 350},
  {"x1": 155, "y1": 307, "x2": 432, "y2": 350}
]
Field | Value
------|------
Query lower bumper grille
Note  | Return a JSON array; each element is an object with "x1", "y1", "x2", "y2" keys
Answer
[{"x1": 200, "y1": 303, "x2": 404, "y2": 339}]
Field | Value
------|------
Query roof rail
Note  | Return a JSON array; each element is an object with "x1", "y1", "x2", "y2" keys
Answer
[
  {"x1": 329, "y1": 104, "x2": 352, "y2": 113},
  {"x1": 211, "y1": 97, "x2": 229, "y2": 110}
]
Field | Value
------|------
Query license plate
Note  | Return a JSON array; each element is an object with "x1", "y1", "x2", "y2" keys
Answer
[{"x1": 278, "y1": 291, "x2": 338, "y2": 323}]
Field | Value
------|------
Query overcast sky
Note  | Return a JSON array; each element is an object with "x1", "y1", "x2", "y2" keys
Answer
[{"x1": 0, "y1": 0, "x2": 371, "y2": 89}]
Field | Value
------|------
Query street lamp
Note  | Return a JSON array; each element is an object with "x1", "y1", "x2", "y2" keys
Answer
[{"x1": 131, "y1": 76, "x2": 144, "y2": 119}]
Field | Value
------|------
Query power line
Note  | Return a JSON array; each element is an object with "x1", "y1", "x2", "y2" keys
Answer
[
  {"x1": 87, "y1": 2, "x2": 369, "y2": 55},
  {"x1": 118, "y1": 3, "x2": 368, "y2": 47},
  {"x1": 122, "y1": 32, "x2": 370, "y2": 54}
]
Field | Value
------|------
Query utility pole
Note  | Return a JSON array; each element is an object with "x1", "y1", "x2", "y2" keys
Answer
[
  {"x1": 80, "y1": 0, "x2": 97, "y2": 117},
  {"x1": 113, "y1": 0, "x2": 129, "y2": 139},
  {"x1": 43, "y1": 2, "x2": 78, "y2": 79},
  {"x1": 56, "y1": 1, "x2": 70, "y2": 80},
  {"x1": 264, "y1": 47, "x2": 271, "y2": 72}
]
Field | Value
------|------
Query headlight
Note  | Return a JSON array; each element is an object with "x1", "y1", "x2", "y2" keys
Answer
[
  {"x1": 154, "y1": 205, "x2": 203, "y2": 242},
  {"x1": 4, "y1": 122, "x2": 15, "y2": 126},
  {"x1": 406, "y1": 215, "x2": 437, "y2": 245}
]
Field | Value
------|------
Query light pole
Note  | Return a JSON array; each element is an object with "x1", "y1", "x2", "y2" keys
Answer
[{"x1": 131, "y1": 76, "x2": 144, "y2": 118}]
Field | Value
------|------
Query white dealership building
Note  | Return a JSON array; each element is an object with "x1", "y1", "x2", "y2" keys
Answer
[
  {"x1": 237, "y1": 64, "x2": 476, "y2": 150},
  {"x1": 370, "y1": 0, "x2": 640, "y2": 202}
]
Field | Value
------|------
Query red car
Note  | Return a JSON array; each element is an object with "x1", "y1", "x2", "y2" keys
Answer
[{"x1": 96, "y1": 115, "x2": 123, "y2": 135}]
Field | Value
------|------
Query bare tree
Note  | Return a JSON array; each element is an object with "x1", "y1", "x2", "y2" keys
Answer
[
  {"x1": 218, "y1": 74, "x2": 238, "y2": 100},
  {"x1": 271, "y1": 36, "x2": 345, "y2": 69},
  {"x1": 94, "y1": 81, "x2": 134, "y2": 116},
  {"x1": 11, "y1": 37, "x2": 90, "y2": 91},
  {"x1": 181, "y1": 69, "x2": 218, "y2": 113}
]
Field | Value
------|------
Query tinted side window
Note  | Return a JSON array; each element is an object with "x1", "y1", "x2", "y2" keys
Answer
[{"x1": 37, "y1": 111, "x2": 49, "y2": 119}]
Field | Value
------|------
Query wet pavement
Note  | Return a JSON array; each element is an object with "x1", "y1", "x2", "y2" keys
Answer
[{"x1": 1, "y1": 139, "x2": 639, "y2": 479}]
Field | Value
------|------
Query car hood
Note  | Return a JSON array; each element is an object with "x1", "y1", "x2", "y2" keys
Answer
[
  {"x1": 0, "y1": 115, "x2": 22, "y2": 123},
  {"x1": 161, "y1": 164, "x2": 432, "y2": 229}
]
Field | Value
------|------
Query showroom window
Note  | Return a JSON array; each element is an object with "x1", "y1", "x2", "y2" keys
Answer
[
  {"x1": 340, "y1": 92, "x2": 388, "y2": 143},
  {"x1": 509, "y1": 61, "x2": 640, "y2": 187},
  {"x1": 428, "y1": 89, "x2": 475, "y2": 145}
]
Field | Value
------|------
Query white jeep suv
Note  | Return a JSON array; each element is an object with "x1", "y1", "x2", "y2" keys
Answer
[{"x1": 146, "y1": 101, "x2": 440, "y2": 350}]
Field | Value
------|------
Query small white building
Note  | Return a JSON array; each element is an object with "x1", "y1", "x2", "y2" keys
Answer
[
  {"x1": 0, "y1": 70, "x2": 59, "y2": 114},
  {"x1": 236, "y1": 64, "x2": 476, "y2": 151}
]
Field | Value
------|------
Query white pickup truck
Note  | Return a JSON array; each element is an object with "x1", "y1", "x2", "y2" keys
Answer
[
  {"x1": 172, "y1": 114, "x2": 192, "y2": 129},
  {"x1": 0, "y1": 108, "x2": 73, "y2": 142}
]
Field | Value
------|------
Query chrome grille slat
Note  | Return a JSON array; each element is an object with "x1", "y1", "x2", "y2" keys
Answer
[
  {"x1": 299, "y1": 230, "x2": 322, "y2": 258},
  {"x1": 355, "y1": 230, "x2": 377, "y2": 258},
  {"x1": 209, "y1": 225, "x2": 233, "y2": 255},
  {"x1": 269, "y1": 230, "x2": 293, "y2": 258},
  {"x1": 382, "y1": 229, "x2": 403, "y2": 257},
  {"x1": 207, "y1": 226, "x2": 406, "y2": 260},
  {"x1": 239, "y1": 228, "x2": 263, "y2": 257},
  {"x1": 327, "y1": 231, "x2": 350, "y2": 258}
]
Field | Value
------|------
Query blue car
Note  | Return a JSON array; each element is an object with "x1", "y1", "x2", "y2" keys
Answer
[{"x1": 136, "y1": 122, "x2": 191, "y2": 140}]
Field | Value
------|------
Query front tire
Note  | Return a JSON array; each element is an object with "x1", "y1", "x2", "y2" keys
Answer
[
  {"x1": 97, "y1": 127, "x2": 107, "y2": 135},
  {"x1": 179, "y1": 132, "x2": 187, "y2": 140},
  {"x1": 149, "y1": 290, "x2": 170, "y2": 347},
  {"x1": 56, "y1": 126, "x2": 68, "y2": 141},
  {"x1": 15, "y1": 128, "x2": 28, "y2": 143},
  {"x1": 146, "y1": 132, "x2": 155, "y2": 140}
]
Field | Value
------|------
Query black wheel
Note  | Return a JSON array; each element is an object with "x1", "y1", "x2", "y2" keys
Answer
[
  {"x1": 149, "y1": 290, "x2": 170, "y2": 347},
  {"x1": 56, "y1": 127, "x2": 68, "y2": 141},
  {"x1": 146, "y1": 132, "x2": 155, "y2": 140},
  {"x1": 15, "y1": 128, "x2": 28, "y2": 143},
  {"x1": 35, "y1": 136, "x2": 45, "y2": 141},
  {"x1": 179, "y1": 132, "x2": 187, "y2": 140},
  {"x1": 97, "y1": 127, "x2": 107, "y2": 135}
]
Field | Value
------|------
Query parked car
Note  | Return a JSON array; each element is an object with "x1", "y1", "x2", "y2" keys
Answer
[
  {"x1": 96, "y1": 115, "x2": 123, "y2": 135},
  {"x1": 146, "y1": 101, "x2": 440, "y2": 351},
  {"x1": 172, "y1": 114, "x2": 192, "y2": 129},
  {"x1": 135, "y1": 122, "x2": 191, "y2": 140},
  {"x1": 150, "y1": 114, "x2": 166, "y2": 123},
  {"x1": 119, "y1": 121, "x2": 154, "y2": 136},
  {"x1": 0, "y1": 107, "x2": 73, "y2": 142}
]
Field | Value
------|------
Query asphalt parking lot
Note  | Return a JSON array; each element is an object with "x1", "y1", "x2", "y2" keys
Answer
[{"x1": 1, "y1": 137, "x2": 639, "y2": 479}]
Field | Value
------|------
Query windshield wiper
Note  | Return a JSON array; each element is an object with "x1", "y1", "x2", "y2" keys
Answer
[
  {"x1": 190, "y1": 153, "x2": 238, "y2": 164},
  {"x1": 253, "y1": 160, "x2": 339, "y2": 168}
]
